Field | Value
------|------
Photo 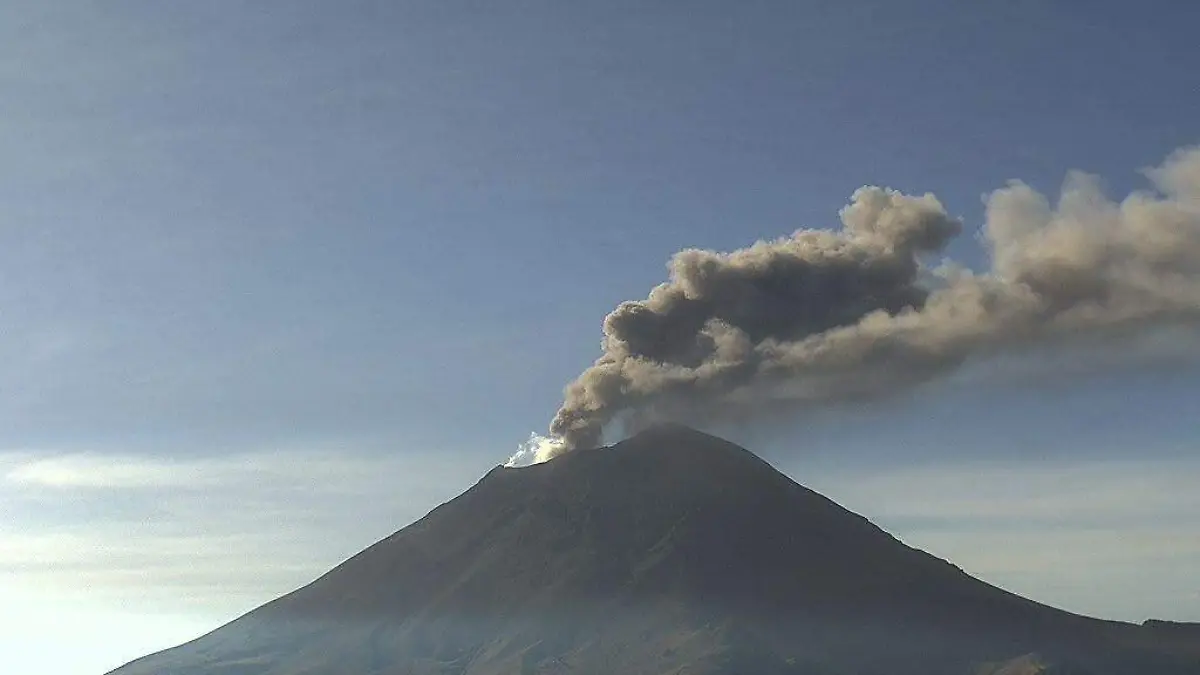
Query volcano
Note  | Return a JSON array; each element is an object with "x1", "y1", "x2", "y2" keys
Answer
[{"x1": 109, "y1": 425, "x2": 1200, "y2": 674}]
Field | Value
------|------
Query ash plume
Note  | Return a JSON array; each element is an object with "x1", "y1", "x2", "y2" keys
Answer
[{"x1": 524, "y1": 146, "x2": 1200, "y2": 462}]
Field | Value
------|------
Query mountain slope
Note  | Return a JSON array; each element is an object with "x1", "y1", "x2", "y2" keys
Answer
[{"x1": 109, "y1": 425, "x2": 1199, "y2": 674}]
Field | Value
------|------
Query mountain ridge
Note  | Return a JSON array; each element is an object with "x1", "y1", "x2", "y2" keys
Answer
[{"x1": 108, "y1": 425, "x2": 1200, "y2": 674}]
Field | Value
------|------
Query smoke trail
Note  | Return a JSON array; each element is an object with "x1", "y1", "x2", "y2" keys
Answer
[{"x1": 531, "y1": 146, "x2": 1200, "y2": 459}]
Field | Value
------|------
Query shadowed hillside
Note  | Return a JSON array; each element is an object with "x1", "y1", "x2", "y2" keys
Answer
[{"x1": 109, "y1": 425, "x2": 1200, "y2": 674}]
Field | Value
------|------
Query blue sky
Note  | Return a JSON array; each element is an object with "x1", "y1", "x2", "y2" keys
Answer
[{"x1": 1, "y1": 2, "x2": 1198, "y2": 673}]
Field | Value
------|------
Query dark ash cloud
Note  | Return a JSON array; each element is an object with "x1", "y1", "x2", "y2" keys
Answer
[{"x1": 526, "y1": 146, "x2": 1200, "y2": 461}]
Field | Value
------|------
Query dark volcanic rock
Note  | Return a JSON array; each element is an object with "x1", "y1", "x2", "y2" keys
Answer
[{"x1": 109, "y1": 425, "x2": 1200, "y2": 674}]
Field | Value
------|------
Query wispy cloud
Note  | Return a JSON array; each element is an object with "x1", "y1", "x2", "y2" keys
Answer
[
  {"x1": 7, "y1": 453, "x2": 200, "y2": 488},
  {"x1": 808, "y1": 458, "x2": 1200, "y2": 523},
  {"x1": 799, "y1": 457, "x2": 1200, "y2": 622},
  {"x1": 0, "y1": 446, "x2": 491, "y2": 616},
  {"x1": 3, "y1": 448, "x2": 449, "y2": 490}
]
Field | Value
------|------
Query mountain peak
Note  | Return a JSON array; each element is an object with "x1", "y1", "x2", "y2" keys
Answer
[
  {"x1": 109, "y1": 429, "x2": 1200, "y2": 675},
  {"x1": 622, "y1": 421, "x2": 724, "y2": 443},
  {"x1": 493, "y1": 422, "x2": 797, "y2": 513}
]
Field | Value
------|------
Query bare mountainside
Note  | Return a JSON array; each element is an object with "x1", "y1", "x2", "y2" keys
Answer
[{"x1": 109, "y1": 425, "x2": 1200, "y2": 674}]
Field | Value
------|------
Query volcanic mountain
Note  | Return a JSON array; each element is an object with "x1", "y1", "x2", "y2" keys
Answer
[{"x1": 109, "y1": 425, "x2": 1200, "y2": 674}]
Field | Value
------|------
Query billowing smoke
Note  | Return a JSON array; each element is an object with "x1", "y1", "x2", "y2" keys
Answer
[{"x1": 512, "y1": 146, "x2": 1200, "y2": 464}]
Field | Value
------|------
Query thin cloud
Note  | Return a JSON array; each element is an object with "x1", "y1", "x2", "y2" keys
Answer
[
  {"x1": 0, "y1": 446, "x2": 486, "y2": 616},
  {"x1": 2, "y1": 447, "x2": 461, "y2": 491},
  {"x1": 6, "y1": 454, "x2": 200, "y2": 489},
  {"x1": 799, "y1": 457, "x2": 1200, "y2": 622},
  {"x1": 807, "y1": 458, "x2": 1200, "y2": 522}
]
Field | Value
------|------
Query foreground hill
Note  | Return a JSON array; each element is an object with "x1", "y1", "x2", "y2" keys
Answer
[{"x1": 109, "y1": 425, "x2": 1200, "y2": 674}]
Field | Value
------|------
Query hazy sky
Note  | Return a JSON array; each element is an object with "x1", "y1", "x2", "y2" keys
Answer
[{"x1": 2, "y1": 2, "x2": 1198, "y2": 673}]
